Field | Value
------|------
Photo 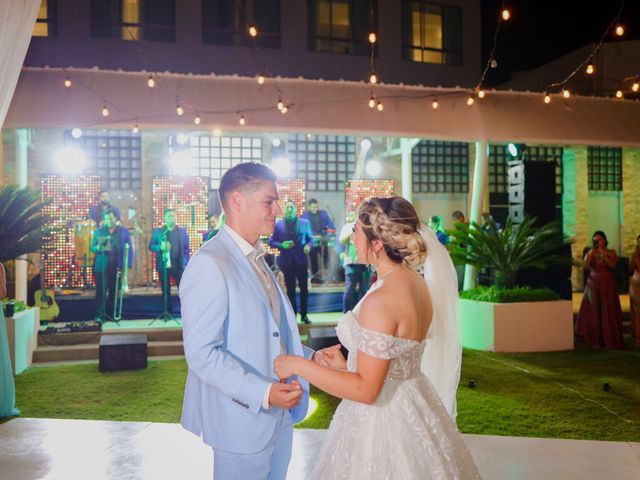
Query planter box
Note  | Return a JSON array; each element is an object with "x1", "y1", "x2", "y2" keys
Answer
[
  {"x1": 460, "y1": 299, "x2": 573, "y2": 352},
  {"x1": 5, "y1": 307, "x2": 40, "y2": 374}
]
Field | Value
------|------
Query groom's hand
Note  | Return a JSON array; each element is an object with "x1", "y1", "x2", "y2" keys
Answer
[{"x1": 269, "y1": 381, "x2": 302, "y2": 409}]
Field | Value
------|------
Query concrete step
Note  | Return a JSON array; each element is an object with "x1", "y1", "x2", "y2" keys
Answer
[
  {"x1": 33, "y1": 340, "x2": 184, "y2": 364},
  {"x1": 37, "y1": 328, "x2": 182, "y2": 347}
]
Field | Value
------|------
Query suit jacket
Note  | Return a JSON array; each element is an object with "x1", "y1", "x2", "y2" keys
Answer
[
  {"x1": 90, "y1": 226, "x2": 133, "y2": 272},
  {"x1": 269, "y1": 217, "x2": 313, "y2": 269},
  {"x1": 88, "y1": 204, "x2": 121, "y2": 225},
  {"x1": 180, "y1": 228, "x2": 312, "y2": 453},
  {"x1": 301, "y1": 209, "x2": 335, "y2": 235},
  {"x1": 149, "y1": 226, "x2": 190, "y2": 271}
]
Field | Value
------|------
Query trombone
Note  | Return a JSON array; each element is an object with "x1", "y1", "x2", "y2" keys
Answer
[{"x1": 114, "y1": 243, "x2": 130, "y2": 321}]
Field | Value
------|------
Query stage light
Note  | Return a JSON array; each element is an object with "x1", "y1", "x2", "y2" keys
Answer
[
  {"x1": 71, "y1": 128, "x2": 82, "y2": 139},
  {"x1": 168, "y1": 150, "x2": 197, "y2": 175},
  {"x1": 272, "y1": 138, "x2": 282, "y2": 148},
  {"x1": 147, "y1": 75, "x2": 155, "y2": 88},
  {"x1": 54, "y1": 146, "x2": 87, "y2": 174},
  {"x1": 271, "y1": 157, "x2": 292, "y2": 177},
  {"x1": 586, "y1": 64, "x2": 594, "y2": 75},
  {"x1": 176, "y1": 133, "x2": 189, "y2": 145},
  {"x1": 365, "y1": 160, "x2": 382, "y2": 176}
]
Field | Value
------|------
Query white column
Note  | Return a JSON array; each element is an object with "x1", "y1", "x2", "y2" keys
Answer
[
  {"x1": 15, "y1": 129, "x2": 29, "y2": 302},
  {"x1": 463, "y1": 140, "x2": 489, "y2": 290},
  {"x1": 401, "y1": 139, "x2": 413, "y2": 202}
]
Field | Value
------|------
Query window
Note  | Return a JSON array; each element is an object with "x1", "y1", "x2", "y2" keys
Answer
[
  {"x1": 90, "y1": 0, "x2": 176, "y2": 42},
  {"x1": 33, "y1": 0, "x2": 57, "y2": 37},
  {"x1": 66, "y1": 129, "x2": 142, "y2": 191},
  {"x1": 412, "y1": 140, "x2": 469, "y2": 193},
  {"x1": 308, "y1": 0, "x2": 376, "y2": 55},
  {"x1": 202, "y1": 0, "x2": 281, "y2": 48},
  {"x1": 171, "y1": 135, "x2": 263, "y2": 190},
  {"x1": 288, "y1": 134, "x2": 356, "y2": 191},
  {"x1": 401, "y1": 1, "x2": 462, "y2": 65},
  {"x1": 588, "y1": 147, "x2": 622, "y2": 191}
]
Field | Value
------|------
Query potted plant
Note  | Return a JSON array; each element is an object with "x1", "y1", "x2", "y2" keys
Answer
[{"x1": 448, "y1": 216, "x2": 574, "y2": 352}]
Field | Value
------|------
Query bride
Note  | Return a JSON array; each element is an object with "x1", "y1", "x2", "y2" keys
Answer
[{"x1": 274, "y1": 196, "x2": 480, "y2": 479}]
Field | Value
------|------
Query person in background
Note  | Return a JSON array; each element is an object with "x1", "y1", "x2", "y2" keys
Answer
[
  {"x1": 451, "y1": 210, "x2": 466, "y2": 224},
  {"x1": 575, "y1": 230, "x2": 624, "y2": 349},
  {"x1": 450, "y1": 211, "x2": 467, "y2": 291},
  {"x1": 269, "y1": 201, "x2": 314, "y2": 324},
  {"x1": 428, "y1": 215, "x2": 449, "y2": 245},
  {"x1": 339, "y1": 210, "x2": 370, "y2": 312},
  {"x1": 301, "y1": 199, "x2": 336, "y2": 284},
  {"x1": 629, "y1": 234, "x2": 640, "y2": 347},
  {"x1": 89, "y1": 191, "x2": 121, "y2": 226},
  {"x1": 203, "y1": 213, "x2": 224, "y2": 242},
  {"x1": 149, "y1": 209, "x2": 190, "y2": 314}
]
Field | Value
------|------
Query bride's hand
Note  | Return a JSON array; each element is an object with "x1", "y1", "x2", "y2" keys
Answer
[
  {"x1": 314, "y1": 344, "x2": 347, "y2": 370},
  {"x1": 274, "y1": 355, "x2": 299, "y2": 380}
]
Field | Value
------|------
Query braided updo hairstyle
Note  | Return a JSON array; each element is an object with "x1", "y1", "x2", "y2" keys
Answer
[{"x1": 358, "y1": 196, "x2": 427, "y2": 269}]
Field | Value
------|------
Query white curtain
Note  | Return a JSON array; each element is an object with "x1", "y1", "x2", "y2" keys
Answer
[{"x1": 0, "y1": 0, "x2": 41, "y2": 129}]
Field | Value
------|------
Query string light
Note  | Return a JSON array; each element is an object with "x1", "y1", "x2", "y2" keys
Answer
[
  {"x1": 257, "y1": 74, "x2": 265, "y2": 85},
  {"x1": 586, "y1": 64, "x2": 595, "y2": 75},
  {"x1": 544, "y1": 93, "x2": 551, "y2": 104},
  {"x1": 368, "y1": 32, "x2": 377, "y2": 44},
  {"x1": 280, "y1": 105, "x2": 289, "y2": 114},
  {"x1": 368, "y1": 95, "x2": 376, "y2": 109},
  {"x1": 248, "y1": 25, "x2": 258, "y2": 37},
  {"x1": 369, "y1": 72, "x2": 378, "y2": 84},
  {"x1": 432, "y1": 98, "x2": 439, "y2": 109},
  {"x1": 466, "y1": 96, "x2": 474, "y2": 106},
  {"x1": 176, "y1": 97, "x2": 184, "y2": 116},
  {"x1": 615, "y1": 90, "x2": 623, "y2": 98},
  {"x1": 615, "y1": 25, "x2": 624, "y2": 36},
  {"x1": 277, "y1": 96, "x2": 284, "y2": 111},
  {"x1": 490, "y1": 59, "x2": 498, "y2": 69},
  {"x1": 64, "y1": 76, "x2": 72, "y2": 88},
  {"x1": 478, "y1": 89, "x2": 486, "y2": 99},
  {"x1": 147, "y1": 75, "x2": 155, "y2": 88},
  {"x1": 562, "y1": 88, "x2": 571, "y2": 98},
  {"x1": 501, "y1": 9, "x2": 511, "y2": 21},
  {"x1": 194, "y1": 114, "x2": 201, "y2": 125},
  {"x1": 101, "y1": 103, "x2": 109, "y2": 117},
  {"x1": 376, "y1": 100, "x2": 384, "y2": 111},
  {"x1": 632, "y1": 82, "x2": 639, "y2": 92},
  {"x1": 132, "y1": 124, "x2": 140, "y2": 134},
  {"x1": 238, "y1": 115, "x2": 246, "y2": 126}
]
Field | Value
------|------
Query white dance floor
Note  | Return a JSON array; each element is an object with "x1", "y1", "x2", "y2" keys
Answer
[{"x1": 1, "y1": 418, "x2": 639, "y2": 479}]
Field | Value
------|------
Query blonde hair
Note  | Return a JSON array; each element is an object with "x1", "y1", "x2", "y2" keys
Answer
[{"x1": 358, "y1": 196, "x2": 427, "y2": 269}]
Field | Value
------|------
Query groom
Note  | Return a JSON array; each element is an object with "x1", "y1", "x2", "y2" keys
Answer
[{"x1": 180, "y1": 162, "x2": 314, "y2": 479}]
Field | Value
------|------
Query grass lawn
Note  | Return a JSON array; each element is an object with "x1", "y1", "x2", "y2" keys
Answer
[{"x1": 4, "y1": 343, "x2": 640, "y2": 442}]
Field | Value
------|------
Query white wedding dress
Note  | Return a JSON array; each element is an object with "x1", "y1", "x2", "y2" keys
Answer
[{"x1": 308, "y1": 279, "x2": 481, "y2": 480}]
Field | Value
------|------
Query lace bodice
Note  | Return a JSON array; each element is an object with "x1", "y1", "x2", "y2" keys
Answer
[{"x1": 336, "y1": 309, "x2": 426, "y2": 381}]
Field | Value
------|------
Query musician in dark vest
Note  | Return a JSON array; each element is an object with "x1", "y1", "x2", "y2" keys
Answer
[
  {"x1": 89, "y1": 190, "x2": 121, "y2": 226},
  {"x1": 91, "y1": 209, "x2": 133, "y2": 320},
  {"x1": 301, "y1": 198, "x2": 336, "y2": 284},
  {"x1": 149, "y1": 208, "x2": 190, "y2": 313},
  {"x1": 269, "y1": 201, "x2": 314, "y2": 324}
]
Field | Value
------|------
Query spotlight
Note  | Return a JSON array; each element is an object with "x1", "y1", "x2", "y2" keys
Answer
[
  {"x1": 71, "y1": 128, "x2": 82, "y2": 139},
  {"x1": 54, "y1": 146, "x2": 87, "y2": 174},
  {"x1": 271, "y1": 157, "x2": 292, "y2": 177},
  {"x1": 365, "y1": 160, "x2": 381, "y2": 176}
]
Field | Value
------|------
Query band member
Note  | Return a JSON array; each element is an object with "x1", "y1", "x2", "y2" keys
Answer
[
  {"x1": 202, "y1": 213, "x2": 224, "y2": 243},
  {"x1": 149, "y1": 208, "x2": 190, "y2": 313},
  {"x1": 301, "y1": 198, "x2": 336, "y2": 284},
  {"x1": 339, "y1": 210, "x2": 371, "y2": 312},
  {"x1": 90, "y1": 209, "x2": 133, "y2": 320},
  {"x1": 89, "y1": 191, "x2": 121, "y2": 226},
  {"x1": 269, "y1": 201, "x2": 314, "y2": 324}
]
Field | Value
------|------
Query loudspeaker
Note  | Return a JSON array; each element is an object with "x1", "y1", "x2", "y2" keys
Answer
[
  {"x1": 523, "y1": 161, "x2": 557, "y2": 226},
  {"x1": 99, "y1": 333, "x2": 148, "y2": 372}
]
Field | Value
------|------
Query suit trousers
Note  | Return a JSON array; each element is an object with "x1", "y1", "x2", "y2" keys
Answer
[
  {"x1": 213, "y1": 410, "x2": 293, "y2": 480},
  {"x1": 94, "y1": 265, "x2": 117, "y2": 318},
  {"x1": 282, "y1": 265, "x2": 308, "y2": 318},
  {"x1": 158, "y1": 266, "x2": 183, "y2": 313}
]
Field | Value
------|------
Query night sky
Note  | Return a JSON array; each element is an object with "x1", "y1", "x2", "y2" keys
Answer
[{"x1": 481, "y1": 0, "x2": 640, "y2": 86}]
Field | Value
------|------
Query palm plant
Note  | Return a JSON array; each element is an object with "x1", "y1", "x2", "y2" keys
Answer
[
  {"x1": 0, "y1": 185, "x2": 51, "y2": 263},
  {"x1": 448, "y1": 215, "x2": 565, "y2": 289}
]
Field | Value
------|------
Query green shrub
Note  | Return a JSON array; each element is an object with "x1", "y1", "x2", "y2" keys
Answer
[{"x1": 460, "y1": 285, "x2": 560, "y2": 303}]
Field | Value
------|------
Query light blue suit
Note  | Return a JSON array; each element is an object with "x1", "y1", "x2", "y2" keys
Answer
[{"x1": 180, "y1": 227, "x2": 311, "y2": 477}]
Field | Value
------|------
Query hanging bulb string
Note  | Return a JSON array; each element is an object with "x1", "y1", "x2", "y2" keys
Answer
[
  {"x1": 477, "y1": 0, "x2": 507, "y2": 91},
  {"x1": 60, "y1": 67, "x2": 134, "y2": 117}
]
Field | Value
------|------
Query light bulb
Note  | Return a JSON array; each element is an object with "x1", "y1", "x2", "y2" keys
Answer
[
  {"x1": 501, "y1": 9, "x2": 510, "y2": 21},
  {"x1": 615, "y1": 25, "x2": 624, "y2": 36},
  {"x1": 277, "y1": 99, "x2": 284, "y2": 110},
  {"x1": 490, "y1": 59, "x2": 498, "y2": 69},
  {"x1": 632, "y1": 82, "x2": 639, "y2": 92},
  {"x1": 478, "y1": 89, "x2": 486, "y2": 99},
  {"x1": 101, "y1": 105, "x2": 109, "y2": 117},
  {"x1": 369, "y1": 73, "x2": 378, "y2": 84},
  {"x1": 239, "y1": 115, "x2": 246, "y2": 126},
  {"x1": 368, "y1": 96, "x2": 376, "y2": 108},
  {"x1": 132, "y1": 124, "x2": 140, "y2": 134},
  {"x1": 562, "y1": 89, "x2": 570, "y2": 98},
  {"x1": 616, "y1": 90, "x2": 623, "y2": 98},
  {"x1": 147, "y1": 75, "x2": 155, "y2": 87},
  {"x1": 248, "y1": 25, "x2": 258, "y2": 37},
  {"x1": 586, "y1": 64, "x2": 594, "y2": 75},
  {"x1": 376, "y1": 100, "x2": 383, "y2": 111},
  {"x1": 281, "y1": 105, "x2": 288, "y2": 114},
  {"x1": 368, "y1": 32, "x2": 377, "y2": 44},
  {"x1": 467, "y1": 96, "x2": 474, "y2": 106},
  {"x1": 64, "y1": 77, "x2": 72, "y2": 88},
  {"x1": 257, "y1": 75, "x2": 265, "y2": 85},
  {"x1": 194, "y1": 115, "x2": 201, "y2": 125},
  {"x1": 432, "y1": 99, "x2": 439, "y2": 109},
  {"x1": 544, "y1": 93, "x2": 551, "y2": 104}
]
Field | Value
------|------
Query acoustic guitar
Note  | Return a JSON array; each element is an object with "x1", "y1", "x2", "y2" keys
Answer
[{"x1": 34, "y1": 255, "x2": 60, "y2": 321}]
